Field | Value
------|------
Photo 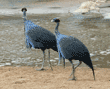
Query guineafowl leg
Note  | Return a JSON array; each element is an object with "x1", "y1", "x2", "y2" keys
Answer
[
  {"x1": 69, "y1": 61, "x2": 82, "y2": 77},
  {"x1": 74, "y1": 61, "x2": 82, "y2": 69},
  {"x1": 63, "y1": 58, "x2": 65, "y2": 68},
  {"x1": 36, "y1": 51, "x2": 45, "y2": 71},
  {"x1": 58, "y1": 53, "x2": 62, "y2": 65},
  {"x1": 68, "y1": 60, "x2": 76, "y2": 80},
  {"x1": 48, "y1": 49, "x2": 53, "y2": 71}
]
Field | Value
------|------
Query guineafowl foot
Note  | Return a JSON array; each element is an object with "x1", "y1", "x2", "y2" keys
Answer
[
  {"x1": 48, "y1": 64, "x2": 53, "y2": 71},
  {"x1": 69, "y1": 72, "x2": 72, "y2": 77},
  {"x1": 50, "y1": 67, "x2": 53, "y2": 71},
  {"x1": 64, "y1": 66, "x2": 65, "y2": 68},
  {"x1": 63, "y1": 63, "x2": 65, "y2": 68},
  {"x1": 36, "y1": 68, "x2": 46, "y2": 71},
  {"x1": 68, "y1": 77, "x2": 76, "y2": 81}
]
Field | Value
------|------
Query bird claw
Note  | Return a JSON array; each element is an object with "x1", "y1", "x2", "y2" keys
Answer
[
  {"x1": 68, "y1": 77, "x2": 77, "y2": 81},
  {"x1": 36, "y1": 68, "x2": 46, "y2": 71},
  {"x1": 69, "y1": 74, "x2": 72, "y2": 77},
  {"x1": 63, "y1": 66, "x2": 65, "y2": 68},
  {"x1": 69, "y1": 72, "x2": 73, "y2": 77},
  {"x1": 50, "y1": 67, "x2": 53, "y2": 71},
  {"x1": 48, "y1": 63, "x2": 53, "y2": 71}
]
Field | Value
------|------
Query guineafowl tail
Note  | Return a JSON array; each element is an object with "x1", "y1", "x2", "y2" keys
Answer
[
  {"x1": 83, "y1": 57, "x2": 95, "y2": 80},
  {"x1": 92, "y1": 66, "x2": 95, "y2": 80}
]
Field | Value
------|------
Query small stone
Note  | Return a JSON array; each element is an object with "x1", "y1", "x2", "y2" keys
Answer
[
  {"x1": 36, "y1": 59, "x2": 42, "y2": 62},
  {"x1": 54, "y1": 58, "x2": 59, "y2": 60},
  {"x1": 90, "y1": 53, "x2": 96, "y2": 57},
  {"x1": 94, "y1": 58, "x2": 99, "y2": 62},
  {"x1": 27, "y1": 62, "x2": 34, "y2": 66},
  {"x1": 65, "y1": 60, "x2": 69, "y2": 62},
  {"x1": 50, "y1": 60, "x2": 56, "y2": 62},
  {"x1": 100, "y1": 51, "x2": 107, "y2": 55},
  {"x1": 91, "y1": 38, "x2": 96, "y2": 40},
  {"x1": 5, "y1": 63, "x2": 11, "y2": 66}
]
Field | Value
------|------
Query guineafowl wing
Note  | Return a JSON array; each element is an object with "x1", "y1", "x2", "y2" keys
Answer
[
  {"x1": 59, "y1": 36, "x2": 89, "y2": 60},
  {"x1": 26, "y1": 26, "x2": 57, "y2": 49}
]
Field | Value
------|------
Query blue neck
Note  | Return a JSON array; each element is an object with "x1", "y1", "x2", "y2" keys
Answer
[
  {"x1": 55, "y1": 22, "x2": 60, "y2": 35},
  {"x1": 23, "y1": 11, "x2": 26, "y2": 21}
]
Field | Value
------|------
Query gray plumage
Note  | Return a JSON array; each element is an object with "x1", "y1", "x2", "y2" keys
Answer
[
  {"x1": 26, "y1": 26, "x2": 58, "y2": 51},
  {"x1": 51, "y1": 18, "x2": 95, "y2": 80},
  {"x1": 21, "y1": 8, "x2": 58, "y2": 70}
]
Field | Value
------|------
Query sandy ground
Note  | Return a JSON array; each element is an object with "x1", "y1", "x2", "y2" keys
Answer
[
  {"x1": 0, "y1": 66, "x2": 110, "y2": 89},
  {"x1": 1, "y1": 0, "x2": 110, "y2": 89}
]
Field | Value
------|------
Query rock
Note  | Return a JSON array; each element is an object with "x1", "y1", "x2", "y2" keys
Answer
[
  {"x1": 5, "y1": 63, "x2": 11, "y2": 66},
  {"x1": 99, "y1": 3, "x2": 110, "y2": 8},
  {"x1": 54, "y1": 58, "x2": 59, "y2": 60}
]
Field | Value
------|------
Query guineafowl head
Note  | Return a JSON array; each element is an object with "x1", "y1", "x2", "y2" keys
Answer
[
  {"x1": 21, "y1": 8, "x2": 27, "y2": 19},
  {"x1": 51, "y1": 18, "x2": 60, "y2": 23},
  {"x1": 21, "y1": 8, "x2": 27, "y2": 12}
]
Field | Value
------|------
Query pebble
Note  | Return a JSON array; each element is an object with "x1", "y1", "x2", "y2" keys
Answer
[
  {"x1": 106, "y1": 52, "x2": 110, "y2": 55},
  {"x1": 90, "y1": 53, "x2": 96, "y2": 57},
  {"x1": 11, "y1": 61, "x2": 16, "y2": 63},
  {"x1": 27, "y1": 62, "x2": 34, "y2": 66},
  {"x1": 54, "y1": 63, "x2": 57, "y2": 65},
  {"x1": 0, "y1": 65, "x2": 5, "y2": 67},
  {"x1": 5, "y1": 63, "x2": 11, "y2": 66},
  {"x1": 54, "y1": 58, "x2": 59, "y2": 60},
  {"x1": 10, "y1": 50, "x2": 16, "y2": 53},
  {"x1": 99, "y1": 50, "x2": 110, "y2": 55},
  {"x1": 50, "y1": 60, "x2": 56, "y2": 62},
  {"x1": 91, "y1": 38, "x2": 96, "y2": 40},
  {"x1": 36, "y1": 59, "x2": 42, "y2": 62},
  {"x1": 100, "y1": 51, "x2": 107, "y2": 55},
  {"x1": 107, "y1": 61, "x2": 110, "y2": 64},
  {"x1": 93, "y1": 58, "x2": 99, "y2": 62},
  {"x1": 25, "y1": 57, "x2": 31, "y2": 61},
  {"x1": 65, "y1": 60, "x2": 69, "y2": 62},
  {"x1": 16, "y1": 65, "x2": 21, "y2": 67},
  {"x1": 106, "y1": 49, "x2": 110, "y2": 52},
  {"x1": 12, "y1": 61, "x2": 21, "y2": 64}
]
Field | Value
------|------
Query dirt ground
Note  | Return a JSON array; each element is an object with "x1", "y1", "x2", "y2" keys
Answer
[
  {"x1": 0, "y1": 66, "x2": 110, "y2": 89},
  {"x1": 1, "y1": 0, "x2": 110, "y2": 89}
]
